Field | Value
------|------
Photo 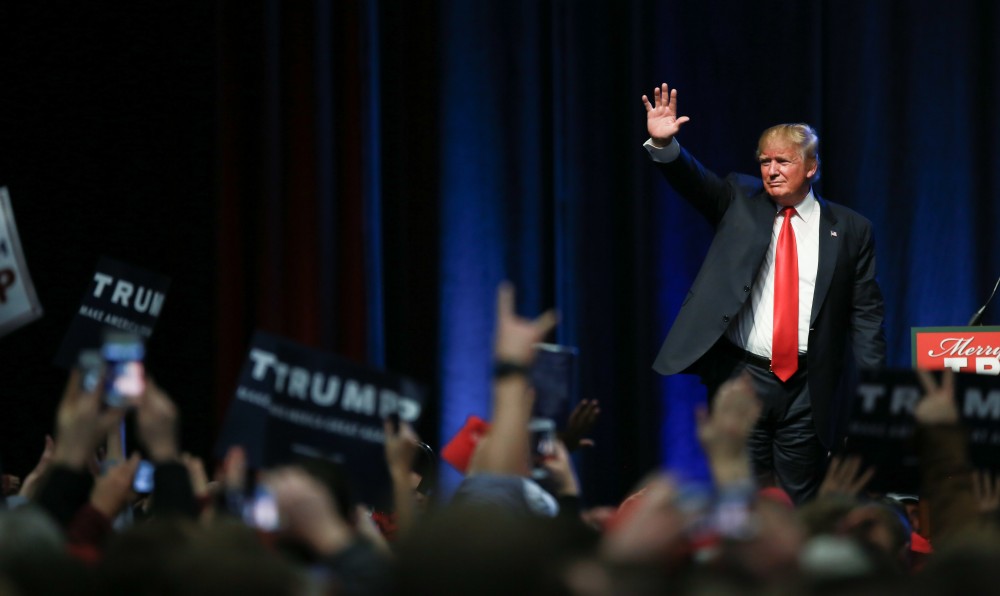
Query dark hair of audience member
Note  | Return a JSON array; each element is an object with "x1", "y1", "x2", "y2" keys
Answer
[
  {"x1": 394, "y1": 504, "x2": 586, "y2": 596},
  {"x1": 0, "y1": 506, "x2": 95, "y2": 596},
  {"x1": 97, "y1": 518, "x2": 199, "y2": 596},
  {"x1": 913, "y1": 531, "x2": 1000, "y2": 596},
  {"x1": 158, "y1": 521, "x2": 306, "y2": 596}
]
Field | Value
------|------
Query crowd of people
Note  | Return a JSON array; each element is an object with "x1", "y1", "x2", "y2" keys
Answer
[{"x1": 0, "y1": 282, "x2": 994, "y2": 595}]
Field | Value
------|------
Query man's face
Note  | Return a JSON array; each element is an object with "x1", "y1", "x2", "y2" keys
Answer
[{"x1": 757, "y1": 139, "x2": 817, "y2": 206}]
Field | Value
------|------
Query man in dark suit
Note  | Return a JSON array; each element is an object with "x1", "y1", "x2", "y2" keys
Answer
[{"x1": 641, "y1": 83, "x2": 886, "y2": 503}]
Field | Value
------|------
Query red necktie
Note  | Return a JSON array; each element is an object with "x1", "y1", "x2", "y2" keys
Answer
[{"x1": 772, "y1": 207, "x2": 798, "y2": 382}]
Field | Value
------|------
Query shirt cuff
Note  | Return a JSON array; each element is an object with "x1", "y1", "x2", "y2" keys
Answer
[{"x1": 643, "y1": 137, "x2": 680, "y2": 163}]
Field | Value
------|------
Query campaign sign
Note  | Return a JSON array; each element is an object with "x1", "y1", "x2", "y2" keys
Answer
[
  {"x1": 530, "y1": 343, "x2": 578, "y2": 422},
  {"x1": 215, "y1": 331, "x2": 424, "y2": 507},
  {"x1": 53, "y1": 257, "x2": 170, "y2": 368},
  {"x1": 844, "y1": 369, "x2": 1000, "y2": 493},
  {"x1": 912, "y1": 326, "x2": 1000, "y2": 374},
  {"x1": 0, "y1": 188, "x2": 43, "y2": 338}
]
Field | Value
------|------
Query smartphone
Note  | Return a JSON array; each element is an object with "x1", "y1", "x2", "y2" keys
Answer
[
  {"x1": 102, "y1": 331, "x2": 146, "y2": 407},
  {"x1": 242, "y1": 486, "x2": 280, "y2": 531},
  {"x1": 133, "y1": 460, "x2": 155, "y2": 494},
  {"x1": 530, "y1": 344, "x2": 578, "y2": 421},
  {"x1": 77, "y1": 349, "x2": 104, "y2": 393},
  {"x1": 528, "y1": 417, "x2": 556, "y2": 480}
]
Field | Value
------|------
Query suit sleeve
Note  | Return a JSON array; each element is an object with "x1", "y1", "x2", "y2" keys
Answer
[
  {"x1": 652, "y1": 145, "x2": 736, "y2": 225},
  {"x1": 850, "y1": 220, "x2": 887, "y2": 369}
]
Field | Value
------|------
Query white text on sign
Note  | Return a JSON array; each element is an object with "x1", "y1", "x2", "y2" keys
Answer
[{"x1": 92, "y1": 273, "x2": 165, "y2": 316}]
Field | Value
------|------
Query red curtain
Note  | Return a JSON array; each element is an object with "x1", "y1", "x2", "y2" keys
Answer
[{"x1": 215, "y1": 0, "x2": 368, "y2": 426}]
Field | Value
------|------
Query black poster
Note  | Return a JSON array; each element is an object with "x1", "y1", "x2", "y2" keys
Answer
[
  {"x1": 53, "y1": 257, "x2": 170, "y2": 368},
  {"x1": 215, "y1": 331, "x2": 425, "y2": 507},
  {"x1": 845, "y1": 369, "x2": 1000, "y2": 493}
]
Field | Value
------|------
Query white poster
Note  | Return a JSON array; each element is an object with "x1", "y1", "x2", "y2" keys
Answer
[{"x1": 0, "y1": 188, "x2": 43, "y2": 337}]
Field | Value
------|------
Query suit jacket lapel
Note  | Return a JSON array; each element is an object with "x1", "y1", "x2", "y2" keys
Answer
[{"x1": 811, "y1": 196, "x2": 839, "y2": 325}]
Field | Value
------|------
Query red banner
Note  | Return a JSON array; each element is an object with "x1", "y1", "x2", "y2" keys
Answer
[{"x1": 912, "y1": 326, "x2": 1000, "y2": 374}]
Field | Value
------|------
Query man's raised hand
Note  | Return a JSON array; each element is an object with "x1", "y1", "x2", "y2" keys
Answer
[{"x1": 641, "y1": 83, "x2": 690, "y2": 148}]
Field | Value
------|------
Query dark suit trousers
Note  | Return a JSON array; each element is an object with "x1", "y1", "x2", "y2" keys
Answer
[{"x1": 701, "y1": 341, "x2": 828, "y2": 505}]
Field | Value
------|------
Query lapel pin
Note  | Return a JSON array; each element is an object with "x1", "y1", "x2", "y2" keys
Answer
[{"x1": 830, "y1": 230, "x2": 838, "y2": 237}]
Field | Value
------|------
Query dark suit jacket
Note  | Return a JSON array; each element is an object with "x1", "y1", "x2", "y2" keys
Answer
[{"x1": 652, "y1": 145, "x2": 886, "y2": 447}]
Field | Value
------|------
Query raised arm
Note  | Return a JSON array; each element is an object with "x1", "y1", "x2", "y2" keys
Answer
[
  {"x1": 34, "y1": 371, "x2": 126, "y2": 527},
  {"x1": 383, "y1": 418, "x2": 420, "y2": 538},
  {"x1": 478, "y1": 282, "x2": 557, "y2": 476},
  {"x1": 641, "y1": 83, "x2": 690, "y2": 148},
  {"x1": 914, "y1": 369, "x2": 976, "y2": 542},
  {"x1": 641, "y1": 82, "x2": 735, "y2": 224},
  {"x1": 696, "y1": 372, "x2": 760, "y2": 489},
  {"x1": 137, "y1": 380, "x2": 198, "y2": 518}
]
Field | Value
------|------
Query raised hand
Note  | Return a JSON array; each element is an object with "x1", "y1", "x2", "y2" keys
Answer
[
  {"x1": 265, "y1": 466, "x2": 353, "y2": 556},
  {"x1": 696, "y1": 372, "x2": 761, "y2": 460},
  {"x1": 383, "y1": 418, "x2": 420, "y2": 479},
  {"x1": 972, "y1": 469, "x2": 1000, "y2": 515},
  {"x1": 218, "y1": 445, "x2": 248, "y2": 496},
  {"x1": 493, "y1": 282, "x2": 558, "y2": 365},
  {"x1": 485, "y1": 282, "x2": 557, "y2": 478},
  {"x1": 696, "y1": 372, "x2": 761, "y2": 486},
  {"x1": 181, "y1": 453, "x2": 212, "y2": 501},
  {"x1": 136, "y1": 379, "x2": 180, "y2": 462},
  {"x1": 641, "y1": 82, "x2": 691, "y2": 147},
  {"x1": 818, "y1": 455, "x2": 875, "y2": 498},
  {"x1": 90, "y1": 453, "x2": 141, "y2": 518},
  {"x1": 915, "y1": 369, "x2": 959, "y2": 426},
  {"x1": 560, "y1": 399, "x2": 599, "y2": 451},
  {"x1": 19, "y1": 435, "x2": 55, "y2": 499},
  {"x1": 383, "y1": 417, "x2": 424, "y2": 535},
  {"x1": 540, "y1": 440, "x2": 580, "y2": 497},
  {"x1": 53, "y1": 370, "x2": 127, "y2": 470}
]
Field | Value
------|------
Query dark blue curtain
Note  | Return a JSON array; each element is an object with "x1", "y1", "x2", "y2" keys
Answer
[
  {"x1": 0, "y1": 0, "x2": 994, "y2": 504},
  {"x1": 433, "y1": 0, "x2": 662, "y2": 498},
  {"x1": 214, "y1": 0, "x2": 1000, "y2": 505},
  {"x1": 426, "y1": 0, "x2": 1000, "y2": 501}
]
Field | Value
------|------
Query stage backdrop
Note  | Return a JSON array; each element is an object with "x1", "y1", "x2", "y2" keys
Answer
[
  {"x1": 0, "y1": 1, "x2": 996, "y2": 506},
  {"x1": 216, "y1": 0, "x2": 1000, "y2": 504}
]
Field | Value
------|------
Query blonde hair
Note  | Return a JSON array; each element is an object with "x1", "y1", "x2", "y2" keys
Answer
[{"x1": 757, "y1": 123, "x2": 821, "y2": 182}]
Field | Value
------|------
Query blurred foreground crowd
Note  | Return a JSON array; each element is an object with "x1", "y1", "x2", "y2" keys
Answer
[{"x1": 0, "y1": 284, "x2": 995, "y2": 596}]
